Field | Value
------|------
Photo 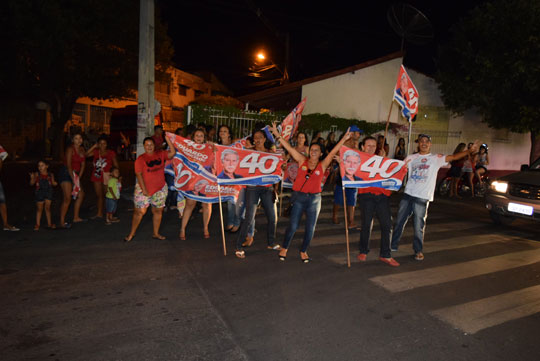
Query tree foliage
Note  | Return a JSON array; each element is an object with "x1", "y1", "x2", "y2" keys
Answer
[
  {"x1": 0, "y1": 0, "x2": 173, "y2": 156},
  {"x1": 436, "y1": 0, "x2": 540, "y2": 161}
]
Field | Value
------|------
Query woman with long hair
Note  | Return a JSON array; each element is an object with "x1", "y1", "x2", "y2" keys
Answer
[
  {"x1": 272, "y1": 124, "x2": 351, "y2": 262},
  {"x1": 294, "y1": 131, "x2": 309, "y2": 156},
  {"x1": 58, "y1": 133, "x2": 86, "y2": 228},
  {"x1": 448, "y1": 142, "x2": 466, "y2": 198},
  {"x1": 394, "y1": 137, "x2": 406, "y2": 160},
  {"x1": 85, "y1": 135, "x2": 119, "y2": 220},
  {"x1": 179, "y1": 128, "x2": 213, "y2": 240},
  {"x1": 234, "y1": 129, "x2": 280, "y2": 258}
]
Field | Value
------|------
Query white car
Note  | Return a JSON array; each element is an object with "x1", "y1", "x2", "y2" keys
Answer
[{"x1": 485, "y1": 157, "x2": 540, "y2": 225}]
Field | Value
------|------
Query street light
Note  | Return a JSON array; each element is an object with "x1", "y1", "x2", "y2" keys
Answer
[{"x1": 249, "y1": 50, "x2": 289, "y2": 85}]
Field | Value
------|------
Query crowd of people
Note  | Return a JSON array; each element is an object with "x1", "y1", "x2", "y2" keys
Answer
[{"x1": 0, "y1": 124, "x2": 481, "y2": 267}]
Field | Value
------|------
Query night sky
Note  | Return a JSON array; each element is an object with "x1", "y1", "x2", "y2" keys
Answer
[{"x1": 158, "y1": 0, "x2": 486, "y2": 95}]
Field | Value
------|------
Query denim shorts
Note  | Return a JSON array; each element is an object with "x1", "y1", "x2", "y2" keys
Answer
[
  {"x1": 106, "y1": 197, "x2": 118, "y2": 214},
  {"x1": 57, "y1": 166, "x2": 72, "y2": 184},
  {"x1": 0, "y1": 181, "x2": 5, "y2": 204}
]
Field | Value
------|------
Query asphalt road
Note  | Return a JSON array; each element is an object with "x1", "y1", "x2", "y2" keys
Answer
[{"x1": 1, "y1": 184, "x2": 539, "y2": 360}]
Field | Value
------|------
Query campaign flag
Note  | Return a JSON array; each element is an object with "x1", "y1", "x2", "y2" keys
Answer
[
  {"x1": 0, "y1": 145, "x2": 8, "y2": 161},
  {"x1": 282, "y1": 161, "x2": 299, "y2": 189},
  {"x1": 339, "y1": 146, "x2": 407, "y2": 191},
  {"x1": 231, "y1": 135, "x2": 250, "y2": 149},
  {"x1": 166, "y1": 133, "x2": 214, "y2": 173},
  {"x1": 214, "y1": 145, "x2": 284, "y2": 186},
  {"x1": 166, "y1": 133, "x2": 241, "y2": 203},
  {"x1": 393, "y1": 65, "x2": 419, "y2": 122},
  {"x1": 280, "y1": 98, "x2": 307, "y2": 141}
]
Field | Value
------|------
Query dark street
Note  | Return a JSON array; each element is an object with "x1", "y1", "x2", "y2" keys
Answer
[{"x1": 1, "y1": 176, "x2": 539, "y2": 360}]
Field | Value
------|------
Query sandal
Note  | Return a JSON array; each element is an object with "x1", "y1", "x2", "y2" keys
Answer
[
  {"x1": 242, "y1": 236, "x2": 254, "y2": 247},
  {"x1": 235, "y1": 250, "x2": 245, "y2": 259},
  {"x1": 33, "y1": 225, "x2": 40, "y2": 231},
  {"x1": 124, "y1": 235, "x2": 134, "y2": 242},
  {"x1": 47, "y1": 224, "x2": 56, "y2": 230},
  {"x1": 203, "y1": 231, "x2": 210, "y2": 239},
  {"x1": 152, "y1": 234, "x2": 166, "y2": 240},
  {"x1": 179, "y1": 231, "x2": 186, "y2": 241},
  {"x1": 59, "y1": 223, "x2": 71, "y2": 230}
]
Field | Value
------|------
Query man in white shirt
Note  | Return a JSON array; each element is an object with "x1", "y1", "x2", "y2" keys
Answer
[{"x1": 391, "y1": 134, "x2": 478, "y2": 260}]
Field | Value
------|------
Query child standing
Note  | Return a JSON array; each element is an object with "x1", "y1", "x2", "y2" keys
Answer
[
  {"x1": 29, "y1": 160, "x2": 57, "y2": 230},
  {"x1": 105, "y1": 166, "x2": 121, "y2": 225}
]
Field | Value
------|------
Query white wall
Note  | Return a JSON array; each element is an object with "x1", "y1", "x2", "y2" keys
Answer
[{"x1": 301, "y1": 58, "x2": 531, "y2": 170}]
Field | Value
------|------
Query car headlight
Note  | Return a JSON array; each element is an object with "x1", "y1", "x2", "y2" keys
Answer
[{"x1": 491, "y1": 181, "x2": 508, "y2": 193}]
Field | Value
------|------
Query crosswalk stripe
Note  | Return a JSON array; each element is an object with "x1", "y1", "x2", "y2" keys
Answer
[
  {"x1": 430, "y1": 285, "x2": 540, "y2": 334},
  {"x1": 369, "y1": 248, "x2": 540, "y2": 293},
  {"x1": 324, "y1": 233, "x2": 523, "y2": 262}
]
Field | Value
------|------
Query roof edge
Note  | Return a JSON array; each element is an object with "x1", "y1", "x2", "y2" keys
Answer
[{"x1": 239, "y1": 51, "x2": 403, "y2": 101}]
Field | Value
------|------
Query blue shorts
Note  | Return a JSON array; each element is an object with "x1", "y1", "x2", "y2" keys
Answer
[
  {"x1": 106, "y1": 198, "x2": 118, "y2": 214},
  {"x1": 334, "y1": 184, "x2": 357, "y2": 206},
  {"x1": 0, "y1": 181, "x2": 5, "y2": 204},
  {"x1": 57, "y1": 166, "x2": 72, "y2": 184}
]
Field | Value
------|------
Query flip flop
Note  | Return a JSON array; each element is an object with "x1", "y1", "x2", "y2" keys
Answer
[{"x1": 152, "y1": 235, "x2": 166, "y2": 240}]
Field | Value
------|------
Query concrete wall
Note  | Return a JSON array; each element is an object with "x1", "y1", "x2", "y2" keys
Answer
[{"x1": 301, "y1": 57, "x2": 531, "y2": 170}]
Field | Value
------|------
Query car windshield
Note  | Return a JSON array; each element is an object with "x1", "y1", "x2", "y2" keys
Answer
[{"x1": 530, "y1": 157, "x2": 540, "y2": 170}]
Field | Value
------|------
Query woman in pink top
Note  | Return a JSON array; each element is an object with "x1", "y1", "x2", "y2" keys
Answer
[
  {"x1": 58, "y1": 133, "x2": 86, "y2": 228},
  {"x1": 85, "y1": 135, "x2": 119, "y2": 219}
]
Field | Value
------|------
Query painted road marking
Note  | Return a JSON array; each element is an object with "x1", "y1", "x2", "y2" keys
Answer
[
  {"x1": 325, "y1": 233, "x2": 523, "y2": 263},
  {"x1": 369, "y1": 248, "x2": 540, "y2": 293},
  {"x1": 430, "y1": 285, "x2": 540, "y2": 334}
]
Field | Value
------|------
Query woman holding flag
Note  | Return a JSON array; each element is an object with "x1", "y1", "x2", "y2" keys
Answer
[
  {"x1": 270, "y1": 124, "x2": 351, "y2": 263},
  {"x1": 179, "y1": 128, "x2": 213, "y2": 240},
  {"x1": 234, "y1": 129, "x2": 281, "y2": 258}
]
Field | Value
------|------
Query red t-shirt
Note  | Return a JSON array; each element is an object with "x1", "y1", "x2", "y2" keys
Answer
[
  {"x1": 91, "y1": 149, "x2": 116, "y2": 182},
  {"x1": 66, "y1": 146, "x2": 85, "y2": 173},
  {"x1": 292, "y1": 161, "x2": 324, "y2": 194},
  {"x1": 134, "y1": 150, "x2": 168, "y2": 196},
  {"x1": 357, "y1": 187, "x2": 391, "y2": 196}
]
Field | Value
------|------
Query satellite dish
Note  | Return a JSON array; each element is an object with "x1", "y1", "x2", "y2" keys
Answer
[{"x1": 387, "y1": 3, "x2": 434, "y2": 50}]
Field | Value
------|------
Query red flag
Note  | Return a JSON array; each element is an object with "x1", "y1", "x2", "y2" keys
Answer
[
  {"x1": 393, "y1": 65, "x2": 419, "y2": 122},
  {"x1": 280, "y1": 98, "x2": 307, "y2": 141},
  {"x1": 214, "y1": 145, "x2": 284, "y2": 186},
  {"x1": 339, "y1": 146, "x2": 407, "y2": 191}
]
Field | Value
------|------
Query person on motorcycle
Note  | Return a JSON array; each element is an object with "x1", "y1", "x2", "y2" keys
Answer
[{"x1": 448, "y1": 143, "x2": 466, "y2": 198}]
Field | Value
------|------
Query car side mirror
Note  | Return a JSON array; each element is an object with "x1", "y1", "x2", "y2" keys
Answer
[{"x1": 520, "y1": 164, "x2": 529, "y2": 171}]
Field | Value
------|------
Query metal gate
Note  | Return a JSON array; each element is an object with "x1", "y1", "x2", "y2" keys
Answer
[{"x1": 186, "y1": 105, "x2": 282, "y2": 139}]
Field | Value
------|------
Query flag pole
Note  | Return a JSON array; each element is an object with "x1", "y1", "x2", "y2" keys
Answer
[
  {"x1": 383, "y1": 99, "x2": 395, "y2": 153},
  {"x1": 342, "y1": 185, "x2": 351, "y2": 268},
  {"x1": 279, "y1": 173, "x2": 284, "y2": 216},
  {"x1": 217, "y1": 184, "x2": 227, "y2": 256}
]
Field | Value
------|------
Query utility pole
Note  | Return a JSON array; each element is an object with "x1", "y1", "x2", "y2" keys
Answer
[{"x1": 137, "y1": 0, "x2": 155, "y2": 156}]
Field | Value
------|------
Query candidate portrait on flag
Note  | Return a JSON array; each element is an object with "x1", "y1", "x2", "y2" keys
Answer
[
  {"x1": 217, "y1": 149, "x2": 242, "y2": 179},
  {"x1": 214, "y1": 145, "x2": 284, "y2": 186},
  {"x1": 339, "y1": 146, "x2": 407, "y2": 191}
]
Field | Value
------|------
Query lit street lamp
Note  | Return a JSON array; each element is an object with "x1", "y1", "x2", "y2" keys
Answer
[{"x1": 249, "y1": 50, "x2": 289, "y2": 85}]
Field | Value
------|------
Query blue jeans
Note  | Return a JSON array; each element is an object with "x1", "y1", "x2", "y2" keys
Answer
[
  {"x1": 236, "y1": 186, "x2": 276, "y2": 250},
  {"x1": 226, "y1": 200, "x2": 240, "y2": 228},
  {"x1": 164, "y1": 173, "x2": 177, "y2": 208},
  {"x1": 358, "y1": 193, "x2": 392, "y2": 258},
  {"x1": 282, "y1": 192, "x2": 322, "y2": 252},
  {"x1": 391, "y1": 194, "x2": 430, "y2": 253},
  {"x1": 235, "y1": 188, "x2": 254, "y2": 236}
]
